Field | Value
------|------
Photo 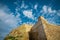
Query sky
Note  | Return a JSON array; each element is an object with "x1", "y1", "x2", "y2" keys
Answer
[{"x1": 0, "y1": 0, "x2": 60, "y2": 40}]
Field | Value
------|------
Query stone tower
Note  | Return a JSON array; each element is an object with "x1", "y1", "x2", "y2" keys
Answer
[
  {"x1": 29, "y1": 16, "x2": 60, "y2": 40},
  {"x1": 29, "y1": 16, "x2": 47, "y2": 40}
]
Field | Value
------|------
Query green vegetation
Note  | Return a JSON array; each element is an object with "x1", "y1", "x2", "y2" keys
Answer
[
  {"x1": 4, "y1": 36, "x2": 15, "y2": 40},
  {"x1": 4, "y1": 35, "x2": 23, "y2": 40}
]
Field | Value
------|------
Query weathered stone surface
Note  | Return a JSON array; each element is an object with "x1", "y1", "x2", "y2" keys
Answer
[
  {"x1": 30, "y1": 16, "x2": 60, "y2": 40},
  {"x1": 30, "y1": 16, "x2": 47, "y2": 40},
  {"x1": 4, "y1": 24, "x2": 32, "y2": 40},
  {"x1": 41, "y1": 17, "x2": 60, "y2": 40},
  {"x1": 4, "y1": 16, "x2": 60, "y2": 40}
]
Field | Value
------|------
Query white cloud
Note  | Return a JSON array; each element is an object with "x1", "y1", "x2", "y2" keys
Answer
[
  {"x1": 20, "y1": 1, "x2": 25, "y2": 8},
  {"x1": 15, "y1": 5, "x2": 22, "y2": 24},
  {"x1": 20, "y1": 1, "x2": 28, "y2": 9},
  {"x1": 14, "y1": 1, "x2": 37, "y2": 21},
  {"x1": 57, "y1": 13, "x2": 60, "y2": 16},
  {"x1": 26, "y1": 22, "x2": 35, "y2": 25},
  {"x1": 16, "y1": 13, "x2": 20, "y2": 18},
  {"x1": 0, "y1": 6, "x2": 21, "y2": 27},
  {"x1": 40, "y1": 5, "x2": 60, "y2": 25},
  {"x1": 48, "y1": 7, "x2": 56, "y2": 13},
  {"x1": 34, "y1": 4, "x2": 38, "y2": 10},
  {"x1": 40, "y1": 5, "x2": 57, "y2": 17},
  {"x1": 48, "y1": 7, "x2": 53, "y2": 13},
  {"x1": 0, "y1": 5, "x2": 22, "y2": 40},
  {"x1": 23, "y1": 10, "x2": 34, "y2": 20},
  {"x1": 14, "y1": 1, "x2": 60, "y2": 25},
  {"x1": 15, "y1": 8, "x2": 20, "y2": 18},
  {"x1": 57, "y1": 10, "x2": 60, "y2": 16},
  {"x1": 41, "y1": 5, "x2": 57, "y2": 14},
  {"x1": 42, "y1": 5, "x2": 48, "y2": 13}
]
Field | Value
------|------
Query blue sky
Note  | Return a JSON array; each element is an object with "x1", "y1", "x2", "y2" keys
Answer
[{"x1": 0, "y1": 0, "x2": 60, "y2": 40}]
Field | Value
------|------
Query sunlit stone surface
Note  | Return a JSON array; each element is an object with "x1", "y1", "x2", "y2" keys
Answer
[
  {"x1": 4, "y1": 24, "x2": 32, "y2": 40},
  {"x1": 30, "y1": 16, "x2": 60, "y2": 40},
  {"x1": 4, "y1": 16, "x2": 60, "y2": 40}
]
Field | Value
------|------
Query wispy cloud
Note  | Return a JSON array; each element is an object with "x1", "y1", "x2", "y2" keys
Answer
[
  {"x1": 40, "y1": 5, "x2": 48, "y2": 13},
  {"x1": 14, "y1": 1, "x2": 60, "y2": 25},
  {"x1": 34, "y1": 4, "x2": 38, "y2": 10},
  {"x1": 40, "y1": 5, "x2": 56, "y2": 14},
  {"x1": 0, "y1": 5, "x2": 21, "y2": 27},
  {"x1": 23, "y1": 10, "x2": 35, "y2": 20},
  {"x1": 0, "y1": 5, "x2": 22, "y2": 40},
  {"x1": 20, "y1": 1, "x2": 28, "y2": 9},
  {"x1": 14, "y1": 1, "x2": 28, "y2": 9},
  {"x1": 15, "y1": 7, "x2": 21, "y2": 19},
  {"x1": 40, "y1": 5, "x2": 60, "y2": 25},
  {"x1": 57, "y1": 10, "x2": 60, "y2": 16},
  {"x1": 14, "y1": 1, "x2": 36, "y2": 21}
]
